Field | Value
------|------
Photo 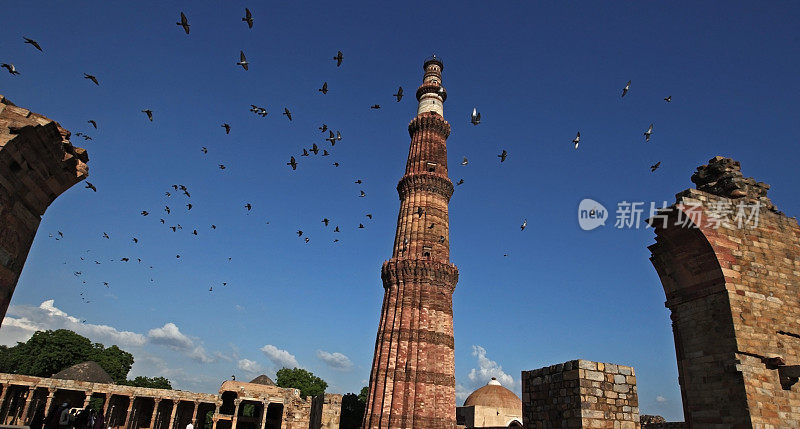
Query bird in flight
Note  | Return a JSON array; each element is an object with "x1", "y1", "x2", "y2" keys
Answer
[
  {"x1": 283, "y1": 108, "x2": 292, "y2": 121},
  {"x1": 644, "y1": 123, "x2": 654, "y2": 142},
  {"x1": 621, "y1": 80, "x2": 631, "y2": 98},
  {"x1": 370, "y1": 104, "x2": 381, "y2": 110},
  {"x1": 366, "y1": 214, "x2": 372, "y2": 219},
  {"x1": 237, "y1": 51, "x2": 249, "y2": 70},
  {"x1": 1, "y1": 64, "x2": 20, "y2": 75},
  {"x1": 333, "y1": 162, "x2": 339, "y2": 167},
  {"x1": 310, "y1": 143, "x2": 319, "y2": 155},
  {"x1": 85, "y1": 182, "x2": 97, "y2": 192},
  {"x1": 141, "y1": 211, "x2": 149, "y2": 216},
  {"x1": 322, "y1": 218, "x2": 329, "y2": 226},
  {"x1": 456, "y1": 179, "x2": 464, "y2": 185},
  {"x1": 301, "y1": 148, "x2": 309, "y2": 157},
  {"x1": 88, "y1": 120, "x2": 97, "y2": 129},
  {"x1": 393, "y1": 87, "x2": 403, "y2": 102},
  {"x1": 23, "y1": 37, "x2": 42, "y2": 51},
  {"x1": 297, "y1": 230, "x2": 303, "y2": 237},
  {"x1": 326, "y1": 130, "x2": 342, "y2": 145},
  {"x1": 222, "y1": 123, "x2": 231, "y2": 134},
  {"x1": 461, "y1": 157, "x2": 468, "y2": 166},
  {"x1": 245, "y1": 203, "x2": 252, "y2": 211},
  {"x1": 334, "y1": 226, "x2": 340, "y2": 232},
  {"x1": 102, "y1": 232, "x2": 110, "y2": 239},
  {"x1": 186, "y1": 203, "x2": 193, "y2": 210},
  {"x1": 218, "y1": 164, "x2": 226, "y2": 170},
  {"x1": 664, "y1": 95, "x2": 672, "y2": 102},
  {"x1": 322, "y1": 150, "x2": 329, "y2": 156},
  {"x1": 201, "y1": 147, "x2": 208, "y2": 154},
  {"x1": 333, "y1": 50, "x2": 343, "y2": 67},
  {"x1": 319, "y1": 124, "x2": 328, "y2": 132},
  {"x1": 142, "y1": 109, "x2": 153, "y2": 121},
  {"x1": 470, "y1": 108, "x2": 481, "y2": 125},
  {"x1": 165, "y1": 206, "x2": 171, "y2": 214},
  {"x1": 287, "y1": 156, "x2": 297, "y2": 170},
  {"x1": 573, "y1": 132, "x2": 580, "y2": 149},
  {"x1": 358, "y1": 224, "x2": 365, "y2": 229},
  {"x1": 498, "y1": 150, "x2": 507, "y2": 163},
  {"x1": 177, "y1": 12, "x2": 190, "y2": 34},
  {"x1": 242, "y1": 8, "x2": 253, "y2": 28},
  {"x1": 650, "y1": 161, "x2": 661, "y2": 172},
  {"x1": 520, "y1": 219, "x2": 527, "y2": 231},
  {"x1": 83, "y1": 73, "x2": 99, "y2": 85},
  {"x1": 359, "y1": 190, "x2": 366, "y2": 198},
  {"x1": 319, "y1": 82, "x2": 328, "y2": 94},
  {"x1": 354, "y1": 179, "x2": 362, "y2": 184}
]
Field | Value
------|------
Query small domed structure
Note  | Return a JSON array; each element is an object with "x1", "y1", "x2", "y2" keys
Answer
[
  {"x1": 52, "y1": 361, "x2": 114, "y2": 384},
  {"x1": 456, "y1": 378, "x2": 523, "y2": 428}
]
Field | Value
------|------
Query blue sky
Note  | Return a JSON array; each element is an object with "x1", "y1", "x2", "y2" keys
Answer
[{"x1": 2, "y1": 1, "x2": 800, "y2": 421}]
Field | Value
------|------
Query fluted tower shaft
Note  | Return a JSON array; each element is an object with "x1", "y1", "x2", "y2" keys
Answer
[{"x1": 363, "y1": 57, "x2": 459, "y2": 429}]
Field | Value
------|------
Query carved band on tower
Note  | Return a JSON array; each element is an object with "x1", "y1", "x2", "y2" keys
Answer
[{"x1": 363, "y1": 56, "x2": 459, "y2": 429}]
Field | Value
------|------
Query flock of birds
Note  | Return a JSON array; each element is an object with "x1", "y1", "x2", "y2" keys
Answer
[{"x1": 2, "y1": 8, "x2": 677, "y2": 302}]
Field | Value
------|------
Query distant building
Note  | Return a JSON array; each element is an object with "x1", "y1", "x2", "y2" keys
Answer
[{"x1": 456, "y1": 378, "x2": 522, "y2": 428}]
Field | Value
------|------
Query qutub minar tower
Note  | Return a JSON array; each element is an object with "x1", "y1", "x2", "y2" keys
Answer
[{"x1": 363, "y1": 56, "x2": 459, "y2": 428}]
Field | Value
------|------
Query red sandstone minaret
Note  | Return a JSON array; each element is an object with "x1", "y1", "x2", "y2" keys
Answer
[{"x1": 363, "y1": 56, "x2": 459, "y2": 429}]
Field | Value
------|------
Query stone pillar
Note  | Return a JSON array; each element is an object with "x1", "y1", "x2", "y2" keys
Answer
[
  {"x1": 190, "y1": 402, "x2": 199, "y2": 426},
  {"x1": 19, "y1": 387, "x2": 34, "y2": 425},
  {"x1": 211, "y1": 403, "x2": 220, "y2": 429},
  {"x1": 83, "y1": 391, "x2": 93, "y2": 408},
  {"x1": 522, "y1": 359, "x2": 640, "y2": 428},
  {"x1": 167, "y1": 400, "x2": 178, "y2": 429},
  {"x1": 363, "y1": 55, "x2": 458, "y2": 429},
  {"x1": 124, "y1": 397, "x2": 135, "y2": 429},
  {"x1": 44, "y1": 389, "x2": 56, "y2": 421},
  {"x1": 259, "y1": 402, "x2": 268, "y2": 429},
  {"x1": 230, "y1": 399, "x2": 241, "y2": 429},
  {"x1": 149, "y1": 399, "x2": 161, "y2": 429},
  {"x1": 0, "y1": 95, "x2": 90, "y2": 326},
  {"x1": 103, "y1": 395, "x2": 113, "y2": 423}
]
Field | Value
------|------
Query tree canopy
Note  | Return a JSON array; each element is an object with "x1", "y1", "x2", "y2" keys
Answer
[
  {"x1": 0, "y1": 329, "x2": 168, "y2": 388},
  {"x1": 340, "y1": 386, "x2": 369, "y2": 429},
  {"x1": 121, "y1": 376, "x2": 173, "y2": 389},
  {"x1": 274, "y1": 367, "x2": 327, "y2": 399}
]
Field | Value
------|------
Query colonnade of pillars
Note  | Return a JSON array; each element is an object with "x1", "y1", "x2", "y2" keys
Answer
[{"x1": 0, "y1": 383, "x2": 213, "y2": 429}]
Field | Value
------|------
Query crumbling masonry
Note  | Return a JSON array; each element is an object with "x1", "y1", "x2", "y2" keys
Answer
[
  {"x1": 648, "y1": 156, "x2": 800, "y2": 426},
  {"x1": 0, "y1": 95, "x2": 89, "y2": 324}
]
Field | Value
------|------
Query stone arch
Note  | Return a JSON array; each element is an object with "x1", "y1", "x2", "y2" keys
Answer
[{"x1": 507, "y1": 419, "x2": 522, "y2": 427}]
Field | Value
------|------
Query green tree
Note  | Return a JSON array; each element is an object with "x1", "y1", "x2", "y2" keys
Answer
[
  {"x1": 90, "y1": 345, "x2": 134, "y2": 384},
  {"x1": 122, "y1": 376, "x2": 172, "y2": 389},
  {"x1": 339, "y1": 386, "x2": 368, "y2": 429},
  {"x1": 275, "y1": 368, "x2": 327, "y2": 399}
]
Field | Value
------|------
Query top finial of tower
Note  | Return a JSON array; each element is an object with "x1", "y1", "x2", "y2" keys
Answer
[{"x1": 424, "y1": 54, "x2": 443, "y2": 71}]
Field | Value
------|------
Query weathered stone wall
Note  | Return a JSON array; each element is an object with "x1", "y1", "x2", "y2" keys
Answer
[
  {"x1": 0, "y1": 95, "x2": 89, "y2": 324},
  {"x1": 310, "y1": 393, "x2": 341, "y2": 429},
  {"x1": 521, "y1": 359, "x2": 640, "y2": 428},
  {"x1": 648, "y1": 156, "x2": 800, "y2": 426}
]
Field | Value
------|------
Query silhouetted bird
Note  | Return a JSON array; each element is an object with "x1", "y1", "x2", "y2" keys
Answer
[
  {"x1": 1, "y1": 64, "x2": 19, "y2": 75},
  {"x1": 644, "y1": 123, "x2": 654, "y2": 142},
  {"x1": 366, "y1": 214, "x2": 372, "y2": 219},
  {"x1": 23, "y1": 37, "x2": 42, "y2": 51},
  {"x1": 334, "y1": 226, "x2": 340, "y2": 232},
  {"x1": 201, "y1": 147, "x2": 208, "y2": 154},
  {"x1": 354, "y1": 179, "x2": 362, "y2": 184},
  {"x1": 333, "y1": 50, "x2": 343, "y2": 67},
  {"x1": 305, "y1": 237, "x2": 310, "y2": 243},
  {"x1": 237, "y1": 51, "x2": 249, "y2": 70},
  {"x1": 621, "y1": 80, "x2": 631, "y2": 98},
  {"x1": 461, "y1": 157, "x2": 468, "y2": 166},
  {"x1": 319, "y1": 124, "x2": 328, "y2": 132},
  {"x1": 322, "y1": 218, "x2": 329, "y2": 226},
  {"x1": 242, "y1": 8, "x2": 253, "y2": 28},
  {"x1": 664, "y1": 95, "x2": 672, "y2": 102},
  {"x1": 393, "y1": 87, "x2": 403, "y2": 102},
  {"x1": 245, "y1": 203, "x2": 252, "y2": 211},
  {"x1": 222, "y1": 123, "x2": 231, "y2": 134},
  {"x1": 310, "y1": 143, "x2": 319, "y2": 155},
  {"x1": 297, "y1": 230, "x2": 303, "y2": 237},
  {"x1": 165, "y1": 206, "x2": 171, "y2": 214},
  {"x1": 573, "y1": 132, "x2": 580, "y2": 149},
  {"x1": 370, "y1": 104, "x2": 381, "y2": 109},
  {"x1": 322, "y1": 150, "x2": 329, "y2": 156},
  {"x1": 287, "y1": 156, "x2": 297, "y2": 170},
  {"x1": 358, "y1": 224, "x2": 365, "y2": 229},
  {"x1": 131, "y1": 237, "x2": 139, "y2": 243},
  {"x1": 83, "y1": 73, "x2": 99, "y2": 85},
  {"x1": 85, "y1": 182, "x2": 97, "y2": 192},
  {"x1": 88, "y1": 120, "x2": 97, "y2": 129},
  {"x1": 650, "y1": 161, "x2": 661, "y2": 172},
  {"x1": 470, "y1": 108, "x2": 481, "y2": 125},
  {"x1": 141, "y1": 211, "x2": 149, "y2": 216},
  {"x1": 359, "y1": 190, "x2": 366, "y2": 197},
  {"x1": 283, "y1": 108, "x2": 292, "y2": 121},
  {"x1": 498, "y1": 150, "x2": 507, "y2": 162},
  {"x1": 177, "y1": 12, "x2": 190, "y2": 34},
  {"x1": 333, "y1": 162, "x2": 339, "y2": 167},
  {"x1": 301, "y1": 148, "x2": 309, "y2": 156},
  {"x1": 521, "y1": 219, "x2": 527, "y2": 231},
  {"x1": 142, "y1": 109, "x2": 153, "y2": 121},
  {"x1": 186, "y1": 203, "x2": 192, "y2": 210},
  {"x1": 456, "y1": 179, "x2": 464, "y2": 185},
  {"x1": 102, "y1": 232, "x2": 110, "y2": 239},
  {"x1": 319, "y1": 82, "x2": 328, "y2": 94}
]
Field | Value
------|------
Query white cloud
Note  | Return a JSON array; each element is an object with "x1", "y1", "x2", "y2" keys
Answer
[
  {"x1": 455, "y1": 383, "x2": 471, "y2": 406},
  {"x1": 260, "y1": 344, "x2": 299, "y2": 369},
  {"x1": 148, "y1": 323, "x2": 193, "y2": 350},
  {"x1": 147, "y1": 323, "x2": 216, "y2": 363},
  {"x1": 316, "y1": 350, "x2": 353, "y2": 370},
  {"x1": 237, "y1": 359, "x2": 264, "y2": 374},
  {"x1": 0, "y1": 300, "x2": 146, "y2": 347},
  {"x1": 467, "y1": 345, "x2": 515, "y2": 390},
  {"x1": 656, "y1": 395, "x2": 667, "y2": 403}
]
